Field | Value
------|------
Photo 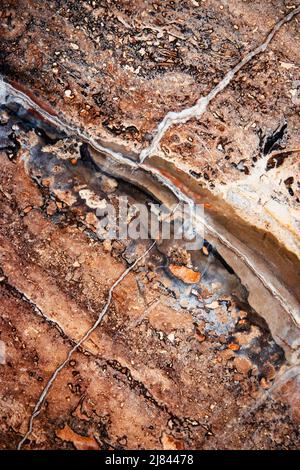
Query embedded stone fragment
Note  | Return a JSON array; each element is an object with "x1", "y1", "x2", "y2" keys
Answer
[
  {"x1": 55, "y1": 425, "x2": 99, "y2": 450},
  {"x1": 100, "y1": 175, "x2": 118, "y2": 194},
  {"x1": 233, "y1": 356, "x2": 253, "y2": 375},
  {"x1": 168, "y1": 264, "x2": 201, "y2": 284}
]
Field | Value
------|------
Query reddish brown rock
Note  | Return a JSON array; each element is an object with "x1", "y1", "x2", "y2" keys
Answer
[
  {"x1": 56, "y1": 425, "x2": 99, "y2": 450},
  {"x1": 168, "y1": 264, "x2": 201, "y2": 284},
  {"x1": 234, "y1": 356, "x2": 253, "y2": 375}
]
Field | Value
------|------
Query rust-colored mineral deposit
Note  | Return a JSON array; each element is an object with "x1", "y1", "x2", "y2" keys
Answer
[{"x1": 0, "y1": 0, "x2": 300, "y2": 452}]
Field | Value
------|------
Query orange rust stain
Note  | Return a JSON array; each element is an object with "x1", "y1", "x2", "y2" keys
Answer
[
  {"x1": 169, "y1": 264, "x2": 201, "y2": 284},
  {"x1": 56, "y1": 424, "x2": 99, "y2": 450}
]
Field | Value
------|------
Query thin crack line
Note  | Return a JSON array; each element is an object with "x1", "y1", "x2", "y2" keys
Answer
[
  {"x1": 17, "y1": 240, "x2": 156, "y2": 450},
  {"x1": 139, "y1": 5, "x2": 300, "y2": 162},
  {"x1": 5, "y1": 279, "x2": 206, "y2": 434}
]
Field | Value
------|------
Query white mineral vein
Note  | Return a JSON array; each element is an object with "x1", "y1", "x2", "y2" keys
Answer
[
  {"x1": 0, "y1": 4, "x2": 298, "y2": 452},
  {"x1": 216, "y1": 364, "x2": 300, "y2": 449},
  {"x1": 139, "y1": 5, "x2": 300, "y2": 162}
]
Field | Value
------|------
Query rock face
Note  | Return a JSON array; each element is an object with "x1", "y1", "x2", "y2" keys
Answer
[{"x1": 0, "y1": 0, "x2": 300, "y2": 450}]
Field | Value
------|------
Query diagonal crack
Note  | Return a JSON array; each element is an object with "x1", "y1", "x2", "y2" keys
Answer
[
  {"x1": 17, "y1": 240, "x2": 156, "y2": 450},
  {"x1": 139, "y1": 5, "x2": 300, "y2": 162},
  {"x1": 3, "y1": 278, "x2": 209, "y2": 439}
]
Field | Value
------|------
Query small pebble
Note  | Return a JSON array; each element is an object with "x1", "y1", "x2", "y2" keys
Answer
[
  {"x1": 196, "y1": 333, "x2": 206, "y2": 343},
  {"x1": 260, "y1": 377, "x2": 271, "y2": 389},
  {"x1": 100, "y1": 175, "x2": 118, "y2": 194},
  {"x1": 103, "y1": 239, "x2": 112, "y2": 253},
  {"x1": 0, "y1": 341, "x2": 6, "y2": 365},
  {"x1": 46, "y1": 201, "x2": 57, "y2": 216},
  {"x1": 262, "y1": 362, "x2": 276, "y2": 381},
  {"x1": 0, "y1": 110, "x2": 10, "y2": 124}
]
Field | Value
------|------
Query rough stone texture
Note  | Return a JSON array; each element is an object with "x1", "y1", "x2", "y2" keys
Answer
[
  {"x1": 0, "y1": 0, "x2": 300, "y2": 450},
  {"x1": 0, "y1": 140, "x2": 292, "y2": 448}
]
